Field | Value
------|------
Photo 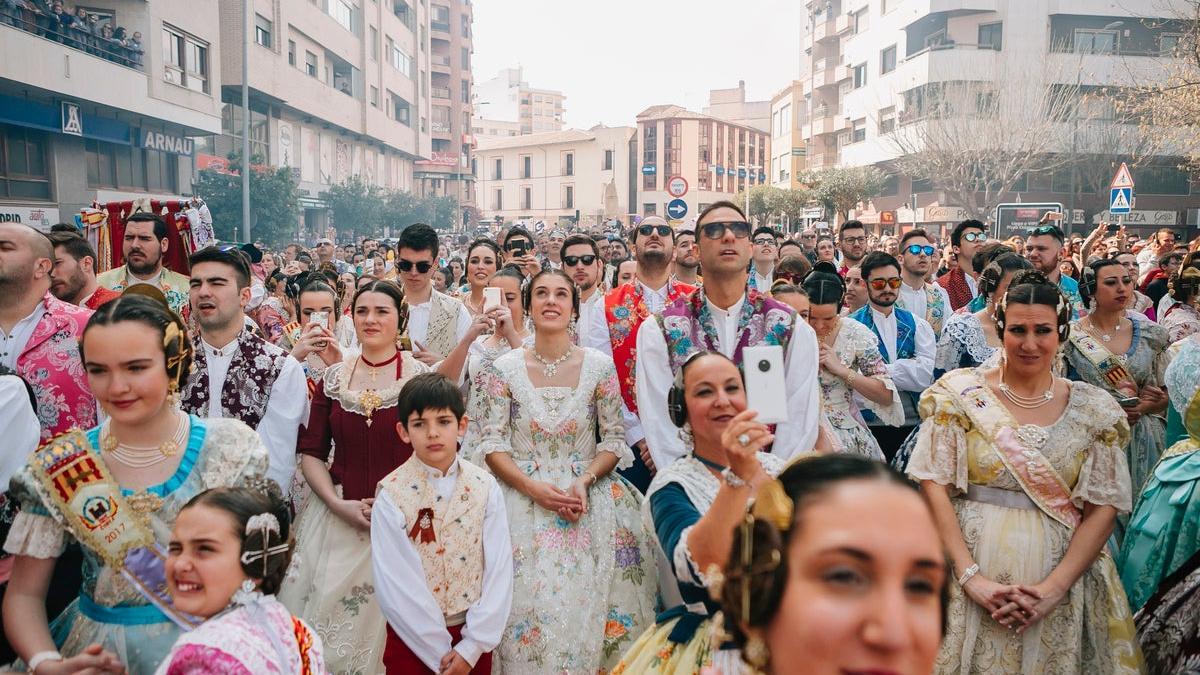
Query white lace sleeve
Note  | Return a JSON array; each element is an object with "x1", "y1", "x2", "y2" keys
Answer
[
  {"x1": 906, "y1": 386, "x2": 970, "y2": 493},
  {"x1": 199, "y1": 419, "x2": 271, "y2": 490},
  {"x1": 472, "y1": 365, "x2": 513, "y2": 459},
  {"x1": 673, "y1": 525, "x2": 715, "y2": 588},
  {"x1": 935, "y1": 318, "x2": 967, "y2": 372},
  {"x1": 1071, "y1": 390, "x2": 1134, "y2": 513},
  {"x1": 593, "y1": 356, "x2": 634, "y2": 469},
  {"x1": 3, "y1": 511, "x2": 66, "y2": 558}
]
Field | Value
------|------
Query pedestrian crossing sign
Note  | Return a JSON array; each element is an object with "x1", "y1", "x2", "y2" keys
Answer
[{"x1": 1109, "y1": 187, "x2": 1133, "y2": 214}]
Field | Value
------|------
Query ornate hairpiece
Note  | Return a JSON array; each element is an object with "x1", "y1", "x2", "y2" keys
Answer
[
  {"x1": 163, "y1": 321, "x2": 190, "y2": 376},
  {"x1": 240, "y1": 513, "x2": 289, "y2": 576}
]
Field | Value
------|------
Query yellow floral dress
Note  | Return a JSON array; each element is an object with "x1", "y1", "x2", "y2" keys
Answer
[{"x1": 907, "y1": 369, "x2": 1143, "y2": 674}]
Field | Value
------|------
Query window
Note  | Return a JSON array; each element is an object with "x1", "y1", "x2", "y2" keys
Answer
[
  {"x1": 978, "y1": 22, "x2": 1002, "y2": 50},
  {"x1": 388, "y1": 40, "x2": 412, "y2": 77},
  {"x1": 162, "y1": 26, "x2": 209, "y2": 93},
  {"x1": 85, "y1": 138, "x2": 177, "y2": 193},
  {"x1": 288, "y1": 40, "x2": 296, "y2": 66},
  {"x1": 431, "y1": 4, "x2": 450, "y2": 30},
  {"x1": 461, "y1": 79, "x2": 470, "y2": 103},
  {"x1": 561, "y1": 184, "x2": 574, "y2": 209},
  {"x1": 563, "y1": 152, "x2": 574, "y2": 176},
  {"x1": 911, "y1": 176, "x2": 933, "y2": 192},
  {"x1": 493, "y1": 157, "x2": 502, "y2": 180},
  {"x1": 493, "y1": 188, "x2": 502, "y2": 210},
  {"x1": 1074, "y1": 29, "x2": 1117, "y2": 55},
  {"x1": 370, "y1": 86, "x2": 379, "y2": 107},
  {"x1": 1160, "y1": 33, "x2": 1184, "y2": 56},
  {"x1": 853, "y1": 63, "x2": 867, "y2": 89},
  {"x1": 461, "y1": 46, "x2": 470, "y2": 69},
  {"x1": 642, "y1": 123, "x2": 657, "y2": 190},
  {"x1": 331, "y1": 0, "x2": 354, "y2": 31},
  {"x1": 254, "y1": 14, "x2": 271, "y2": 48},
  {"x1": 520, "y1": 155, "x2": 531, "y2": 178},
  {"x1": 0, "y1": 126, "x2": 51, "y2": 200},
  {"x1": 603, "y1": 149, "x2": 613, "y2": 171},
  {"x1": 1139, "y1": 166, "x2": 1192, "y2": 195},
  {"x1": 369, "y1": 27, "x2": 378, "y2": 60},
  {"x1": 698, "y1": 121, "x2": 711, "y2": 190},
  {"x1": 878, "y1": 106, "x2": 896, "y2": 133},
  {"x1": 521, "y1": 187, "x2": 532, "y2": 210},
  {"x1": 461, "y1": 13, "x2": 470, "y2": 38},
  {"x1": 851, "y1": 118, "x2": 866, "y2": 143},
  {"x1": 305, "y1": 51, "x2": 318, "y2": 77},
  {"x1": 853, "y1": 6, "x2": 868, "y2": 33},
  {"x1": 880, "y1": 45, "x2": 896, "y2": 74},
  {"x1": 389, "y1": 91, "x2": 411, "y2": 125},
  {"x1": 220, "y1": 95, "x2": 270, "y2": 160},
  {"x1": 643, "y1": 203, "x2": 657, "y2": 216}
]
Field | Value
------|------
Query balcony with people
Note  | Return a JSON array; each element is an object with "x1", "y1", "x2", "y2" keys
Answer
[{"x1": 0, "y1": 0, "x2": 144, "y2": 70}]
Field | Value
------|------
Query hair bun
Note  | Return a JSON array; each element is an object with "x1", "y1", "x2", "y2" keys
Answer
[
  {"x1": 810, "y1": 261, "x2": 839, "y2": 276},
  {"x1": 1009, "y1": 269, "x2": 1052, "y2": 287}
]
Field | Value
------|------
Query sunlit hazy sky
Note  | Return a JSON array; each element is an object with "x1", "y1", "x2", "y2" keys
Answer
[{"x1": 472, "y1": 0, "x2": 805, "y2": 128}]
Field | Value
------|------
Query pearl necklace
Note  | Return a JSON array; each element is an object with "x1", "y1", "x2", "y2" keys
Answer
[
  {"x1": 532, "y1": 345, "x2": 574, "y2": 377},
  {"x1": 998, "y1": 371, "x2": 1055, "y2": 409},
  {"x1": 101, "y1": 413, "x2": 188, "y2": 468}
]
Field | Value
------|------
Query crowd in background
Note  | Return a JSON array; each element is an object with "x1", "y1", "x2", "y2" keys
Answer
[{"x1": 1, "y1": 0, "x2": 143, "y2": 68}]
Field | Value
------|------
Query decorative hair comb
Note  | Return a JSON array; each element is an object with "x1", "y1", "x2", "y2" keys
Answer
[{"x1": 240, "y1": 513, "x2": 289, "y2": 576}]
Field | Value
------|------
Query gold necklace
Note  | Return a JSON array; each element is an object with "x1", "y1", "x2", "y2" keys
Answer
[{"x1": 101, "y1": 413, "x2": 187, "y2": 466}]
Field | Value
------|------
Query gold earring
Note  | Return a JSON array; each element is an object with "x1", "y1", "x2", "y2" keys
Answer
[
  {"x1": 167, "y1": 381, "x2": 180, "y2": 408},
  {"x1": 744, "y1": 633, "x2": 770, "y2": 671}
]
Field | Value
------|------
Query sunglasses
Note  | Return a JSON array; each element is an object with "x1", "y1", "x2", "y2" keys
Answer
[
  {"x1": 774, "y1": 272, "x2": 805, "y2": 285},
  {"x1": 700, "y1": 220, "x2": 752, "y2": 240},
  {"x1": 752, "y1": 237, "x2": 777, "y2": 246},
  {"x1": 563, "y1": 254, "x2": 597, "y2": 267},
  {"x1": 638, "y1": 224, "x2": 673, "y2": 238},
  {"x1": 905, "y1": 244, "x2": 935, "y2": 257},
  {"x1": 397, "y1": 259, "x2": 433, "y2": 274},
  {"x1": 868, "y1": 277, "x2": 903, "y2": 290},
  {"x1": 962, "y1": 231, "x2": 988, "y2": 243}
]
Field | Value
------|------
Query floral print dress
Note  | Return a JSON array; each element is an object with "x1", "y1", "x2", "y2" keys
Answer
[
  {"x1": 474, "y1": 348, "x2": 656, "y2": 674},
  {"x1": 819, "y1": 318, "x2": 903, "y2": 460}
]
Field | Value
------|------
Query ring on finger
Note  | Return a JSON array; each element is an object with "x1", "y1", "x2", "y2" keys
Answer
[{"x1": 737, "y1": 433, "x2": 751, "y2": 446}]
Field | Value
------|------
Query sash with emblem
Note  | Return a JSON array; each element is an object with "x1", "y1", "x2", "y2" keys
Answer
[
  {"x1": 378, "y1": 457, "x2": 489, "y2": 618},
  {"x1": 1068, "y1": 328, "x2": 1140, "y2": 400},
  {"x1": 29, "y1": 431, "x2": 202, "y2": 628}
]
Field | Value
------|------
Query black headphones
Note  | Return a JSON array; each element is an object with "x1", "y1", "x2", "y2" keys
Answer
[
  {"x1": 1081, "y1": 264, "x2": 1098, "y2": 297},
  {"x1": 667, "y1": 351, "x2": 714, "y2": 428}
]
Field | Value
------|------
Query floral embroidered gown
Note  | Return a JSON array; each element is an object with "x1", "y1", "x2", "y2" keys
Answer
[
  {"x1": 907, "y1": 371, "x2": 1142, "y2": 674},
  {"x1": 819, "y1": 318, "x2": 904, "y2": 460},
  {"x1": 474, "y1": 348, "x2": 656, "y2": 674}
]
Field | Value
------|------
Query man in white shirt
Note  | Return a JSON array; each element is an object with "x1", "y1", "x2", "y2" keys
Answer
[
  {"x1": 896, "y1": 229, "x2": 951, "y2": 337},
  {"x1": 848, "y1": 251, "x2": 935, "y2": 461},
  {"x1": 562, "y1": 234, "x2": 606, "y2": 347},
  {"x1": 635, "y1": 202, "x2": 821, "y2": 470},
  {"x1": 95, "y1": 212, "x2": 191, "y2": 318},
  {"x1": 395, "y1": 224, "x2": 472, "y2": 365},
  {"x1": 1137, "y1": 228, "x2": 1177, "y2": 280},
  {"x1": 748, "y1": 226, "x2": 778, "y2": 292},
  {"x1": 181, "y1": 246, "x2": 307, "y2": 493}
]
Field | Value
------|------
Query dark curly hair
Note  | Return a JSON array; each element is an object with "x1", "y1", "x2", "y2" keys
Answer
[
  {"x1": 995, "y1": 270, "x2": 1071, "y2": 341},
  {"x1": 181, "y1": 481, "x2": 292, "y2": 595}
]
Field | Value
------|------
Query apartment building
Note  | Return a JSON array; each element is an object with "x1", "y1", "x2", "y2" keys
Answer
[
  {"x1": 0, "y1": 0, "x2": 223, "y2": 227},
  {"x1": 415, "y1": 0, "x2": 474, "y2": 210},
  {"x1": 798, "y1": 0, "x2": 1199, "y2": 235},
  {"x1": 770, "y1": 81, "x2": 806, "y2": 190},
  {"x1": 474, "y1": 67, "x2": 566, "y2": 135},
  {"x1": 704, "y1": 81, "x2": 771, "y2": 134},
  {"x1": 636, "y1": 105, "x2": 770, "y2": 221},
  {"x1": 474, "y1": 126, "x2": 635, "y2": 228}
]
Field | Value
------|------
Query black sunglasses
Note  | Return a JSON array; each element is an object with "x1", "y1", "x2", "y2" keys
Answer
[
  {"x1": 397, "y1": 259, "x2": 433, "y2": 274},
  {"x1": 700, "y1": 220, "x2": 751, "y2": 240},
  {"x1": 563, "y1": 254, "x2": 598, "y2": 267},
  {"x1": 638, "y1": 224, "x2": 673, "y2": 238}
]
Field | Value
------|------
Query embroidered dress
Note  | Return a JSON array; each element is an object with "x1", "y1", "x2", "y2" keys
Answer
[
  {"x1": 460, "y1": 336, "x2": 524, "y2": 457},
  {"x1": 1134, "y1": 547, "x2": 1200, "y2": 675},
  {"x1": 1065, "y1": 316, "x2": 1170, "y2": 498},
  {"x1": 1161, "y1": 302, "x2": 1200, "y2": 343},
  {"x1": 819, "y1": 319, "x2": 903, "y2": 459},
  {"x1": 606, "y1": 281, "x2": 695, "y2": 414},
  {"x1": 278, "y1": 353, "x2": 428, "y2": 675},
  {"x1": 3, "y1": 417, "x2": 268, "y2": 674},
  {"x1": 614, "y1": 453, "x2": 785, "y2": 675},
  {"x1": 16, "y1": 292, "x2": 97, "y2": 441},
  {"x1": 907, "y1": 371, "x2": 1141, "y2": 675},
  {"x1": 935, "y1": 312, "x2": 999, "y2": 376},
  {"x1": 1117, "y1": 335, "x2": 1200, "y2": 612},
  {"x1": 474, "y1": 348, "x2": 656, "y2": 673},
  {"x1": 155, "y1": 594, "x2": 327, "y2": 675}
]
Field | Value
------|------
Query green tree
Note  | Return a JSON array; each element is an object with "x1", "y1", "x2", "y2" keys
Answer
[
  {"x1": 798, "y1": 166, "x2": 888, "y2": 222},
  {"x1": 191, "y1": 156, "x2": 299, "y2": 246},
  {"x1": 322, "y1": 176, "x2": 388, "y2": 239},
  {"x1": 734, "y1": 185, "x2": 818, "y2": 229}
]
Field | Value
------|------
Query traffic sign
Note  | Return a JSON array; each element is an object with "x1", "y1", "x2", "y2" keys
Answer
[
  {"x1": 667, "y1": 176, "x2": 689, "y2": 198},
  {"x1": 994, "y1": 202, "x2": 1064, "y2": 240},
  {"x1": 1109, "y1": 187, "x2": 1133, "y2": 215},
  {"x1": 1110, "y1": 162, "x2": 1134, "y2": 190},
  {"x1": 667, "y1": 199, "x2": 688, "y2": 220},
  {"x1": 641, "y1": 165, "x2": 656, "y2": 175}
]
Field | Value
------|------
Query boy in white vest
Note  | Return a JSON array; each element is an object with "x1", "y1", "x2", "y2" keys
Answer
[{"x1": 371, "y1": 373, "x2": 513, "y2": 674}]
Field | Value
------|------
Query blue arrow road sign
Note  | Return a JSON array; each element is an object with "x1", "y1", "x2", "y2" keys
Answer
[
  {"x1": 641, "y1": 165, "x2": 656, "y2": 175},
  {"x1": 1109, "y1": 187, "x2": 1133, "y2": 214},
  {"x1": 667, "y1": 199, "x2": 688, "y2": 220}
]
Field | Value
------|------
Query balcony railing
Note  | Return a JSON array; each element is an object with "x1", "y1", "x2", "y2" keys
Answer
[
  {"x1": 431, "y1": 20, "x2": 450, "y2": 33},
  {"x1": 432, "y1": 86, "x2": 451, "y2": 99},
  {"x1": 431, "y1": 54, "x2": 451, "y2": 66},
  {"x1": 1, "y1": 5, "x2": 144, "y2": 70}
]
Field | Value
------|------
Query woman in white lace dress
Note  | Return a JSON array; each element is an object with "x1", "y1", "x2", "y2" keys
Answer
[
  {"x1": 802, "y1": 263, "x2": 903, "y2": 460},
  {"x1": 474, "y1": 269, "x2": 656, "y2": 673},
  {"x1": 935, "y1": 252, "x2": 1031, "y2": 376}
]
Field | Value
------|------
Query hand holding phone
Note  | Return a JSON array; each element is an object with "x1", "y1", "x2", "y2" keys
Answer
[
  {"x1": 743, "y1": 345, "x2": 789, "y2": 424},
  {"x1": 483, "y1": 287, "x2": 502, "y2": 311}
]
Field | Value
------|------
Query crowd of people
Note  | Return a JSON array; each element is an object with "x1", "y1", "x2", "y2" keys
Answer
[
  {"x1": 0, "y1": 202, "x2": 1198, "y2": 674},
  {"x1": 1, "y1": 0, "x2": 144, "y2": 69}
]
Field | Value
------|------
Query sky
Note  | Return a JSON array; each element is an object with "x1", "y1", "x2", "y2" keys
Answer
[{"x1": 471, "y1": 0, "x2": 805, "y2": 129}]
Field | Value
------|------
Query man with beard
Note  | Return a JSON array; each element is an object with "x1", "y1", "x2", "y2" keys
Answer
[
  {"x1": 47, "y1": 232, "x2": 119, "y2": 309},
  {"x1": 935, "y1": 219, "x2": 987, "y2": 310},
  {"x1": 837, "y1": 220, "x2": 868, "y2": 276},
  {"x1": 1024, "y1": 222, "x2": 1084, "y2": 318},
  {"x1": 635, "y1": 202, "x2": 822, "y2": 470},
  {"x1": 180, "y1": 246, "x2": 307, "y2": 493},
  {"x1": 96, "y1": 212, "x2": 190, "y2": 318},
  {"x1": 563, "y1": 234, "x2": 606, "y2": 346},
  {"x1": 672, "y1": 228, "x2": 700, "y2": 285},
  {"x1": 895, "y1": 229, "x2": 950, "y2": 336},
  {"x1": 748, "y1": 226, "x2": 779, "y2": 292},
  {"x1": 595, "y1": 216, "x2": 694, "y2": 488},
  {"x1": 396, "y1": 224, "x2": 472, "y2": 365},
  {"x1": 848, "y1": 252, "x2": 935, "y2": 460}
]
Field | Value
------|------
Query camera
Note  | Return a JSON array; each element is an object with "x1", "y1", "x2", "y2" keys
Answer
[{"x1": 757, "y1": 359, "x2": 771, "y2": 373}]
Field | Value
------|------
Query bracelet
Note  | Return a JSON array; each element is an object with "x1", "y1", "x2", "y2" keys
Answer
[
  {"x1": 957, "y1": 563, "x2": 980, "y2": 587},
  {"x1": 583, "y1": 471, "x2": 598, "y2": 487},
  {"x1": 843, "y1": 370, "x2": 856, "y2": 387},
  {"x1": 721, "y1": 467, "x2": 747, "y2": 488},
  {"x1": 28, "y1": 651, "x2": 63, "y2": 673}
]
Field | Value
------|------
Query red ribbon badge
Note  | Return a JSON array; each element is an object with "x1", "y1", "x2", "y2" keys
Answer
[{"x1": 408, "y1": 507, "x2": 437, "y2": 544}]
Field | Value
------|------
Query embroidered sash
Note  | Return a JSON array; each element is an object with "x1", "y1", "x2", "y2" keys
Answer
[
  {"x1": 423, "y1": 292, "x2": 461, "y2": 358},
  {"x1": 29, "y1": 431, "x2": 201, "y2": 629},
  {"x1": 940, "y1": 371, "x2": 1083, "y2": 530},
  {"x1": 181, "y1": 328, "x2": 288, "y2": 429},
  {"x1": 606, "y1": 281, "x2": 695, "y2": 413},
  {"x1": 1069, "y1": 328, "x2": 1139, "y2": 399},
  {"x1": 660, "y1": 285, "x2": 795, "y2": 374}
]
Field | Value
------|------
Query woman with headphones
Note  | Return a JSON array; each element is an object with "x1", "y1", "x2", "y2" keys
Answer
[
  {"x1": 1159, "y1": 263, "x2": 1200, "y2": 343},
  {"x1": 615, "y1": 351, "x2": 789, "y2": 673},
  {"x1": 1067, "y1": 258, "x2": 1169, "y2": 503},
  {"x1": 473, "y1": 268, "x2": 655, "y2": 673}
]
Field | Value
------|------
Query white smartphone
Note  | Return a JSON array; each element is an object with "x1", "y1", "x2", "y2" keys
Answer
[
  {"x1": 743, "y1": 345, "x2": 789, "y2": 424},
  {"x1": 308, "y1": 311, "x2": 329, "y2": 327},
  {"x1": 483, "y1": 287, "x2": 502, "y2": 311}
]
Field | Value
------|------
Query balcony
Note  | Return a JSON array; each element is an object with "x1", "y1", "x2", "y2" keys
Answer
[
  {"x1": 431, "y1": 20, "x2": 450, "y2": 33},
  {"x1": 0, "y1": 5, "x2": 144, "y2": 70},
  {"x1": 805, "y1": 60, "x2": 851, "y2": 94},
  {"x1": 813, "y1": 16, "x2": 839, "y2": 43},
  {"x1": 431, "y1": 53, "x2": 452, "y2": 73},
  {"x1": 432, "y1": 86, "x2": 451, "y2": 100}
]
